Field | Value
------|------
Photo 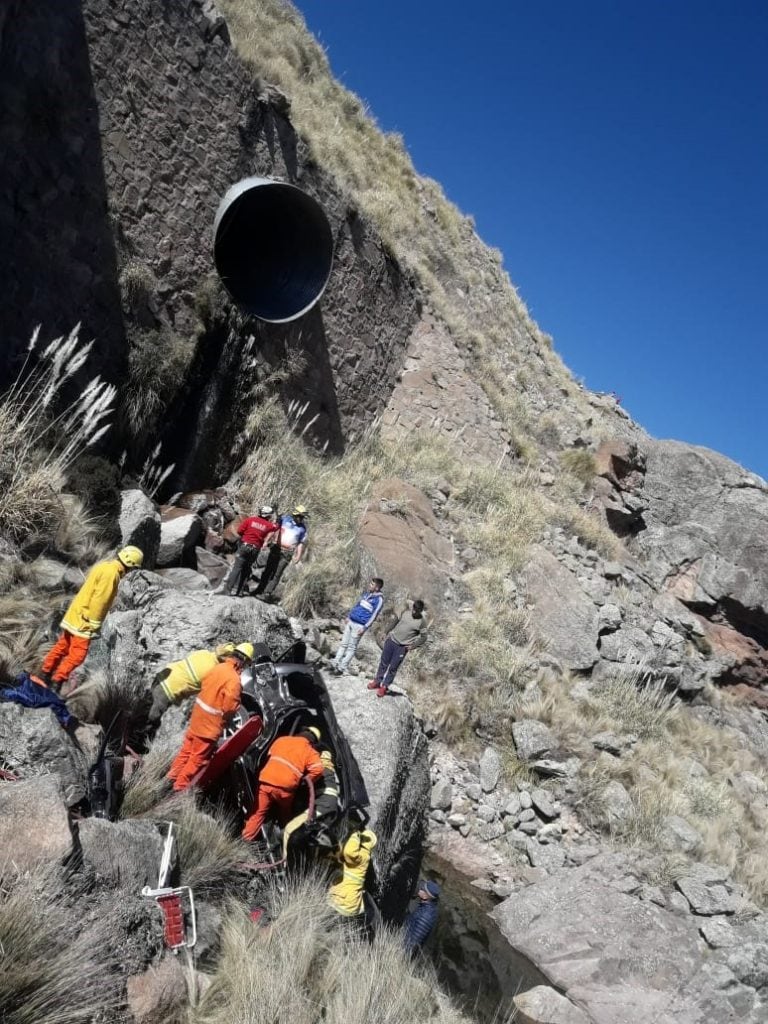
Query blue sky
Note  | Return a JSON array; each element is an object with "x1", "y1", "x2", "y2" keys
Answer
[{"x1": 293, "y1": 1, "x2": 768, "y2": 476}]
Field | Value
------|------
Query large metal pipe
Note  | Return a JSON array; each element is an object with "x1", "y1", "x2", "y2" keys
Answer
[{"x1": 213, "y1": 176, "x2": 333, "y2": 323}]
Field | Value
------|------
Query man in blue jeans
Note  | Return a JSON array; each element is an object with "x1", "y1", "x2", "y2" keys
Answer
[
  {"x1": 330, "y1": 577, "x2": 384, "y2": 675},
  {"x1": 368, "y1": 599, "x2": 429, "y2": 697}
]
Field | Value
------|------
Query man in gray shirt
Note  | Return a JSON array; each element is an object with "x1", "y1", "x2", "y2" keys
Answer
[{"x1": 367, "y1": 599, "x2": 429, "y2": 697}]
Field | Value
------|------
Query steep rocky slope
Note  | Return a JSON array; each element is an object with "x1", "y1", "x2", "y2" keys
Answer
[{"x1": 3, "y1": 1, "x2": 768, "y2": 1022}]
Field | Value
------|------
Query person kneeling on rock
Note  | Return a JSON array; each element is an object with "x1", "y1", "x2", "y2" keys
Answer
[
  {"x1": 167, "y1": 643, "x2": 254, "y2": 791},
  {"x1": 146, "y1": 642, "x2": 238, "y2": 734}
]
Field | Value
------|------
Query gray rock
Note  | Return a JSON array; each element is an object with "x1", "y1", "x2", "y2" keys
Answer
[
  {"x1": 514, "y1": 985, "x2": 590, "y2": 1024},
  {"x1": 590, "y1": 731, "x2": 635, "y2": 756},
  {"x1": 666, "y1": 891, "x2": 691, "y2": 916},
  {"x1": 120, "y1": 489, "x2": 161, "y2": 569},
  {"x1": 531, "y1": 758, "x2": 579, "y2": 778},
  {"x1": 479, "y1": 746, "x2": 502, "y2": 792},
  {"x1": 517, "y1": 820, "x2": 541, "y2": 836},
  {"x1": 459, "y1": 823, "x2": 471, "y2": 837},
  {"x1": 700, "y1": 917, "x2": 739, "y2": 948},
  {"x1": 598, "y1": 780, "x2": 633, "y2": 827},
  {"x1": 530, "y1": 787, "x2": 558, "y2": 819},
  {"x1": 477, "y1": 803, "x2": 498, "y2": 823},
  {"x1": 194, "y1": 547, "x2": 229, "y2": 587},
  {"x1": 659, "y1": 814, "x2": 702, "y2": 854},
  {"x1": 504, "y1": 793, "x2": 522, "y2": 818},
  {"x1": 526, "y1": 839, "x2": 566, "y2": 871},
  {"x1": 513, "y1": 720, "x2": 556, "y2": 762},
  {"x1": 157, "y1": 514, "x2": 202, "y2": 568},
  {"x1": 602, "y1": 561, "x2": 625, "y2": 579},
  {"x1": 430, "y1": 809, "x2": 446, "y2": 824},
  {"x1": 156, "y1": 567, "x2": 211, "y2": 591},
  {"x1": 0, "y1": 704, "x2": 100, "y2": 805},
  {"x1": 78, "y1": 818, "x2": 167, "y2": 889},
  {"x1": 724, "y1": 943, "x2": 768, "y2": 990},
  {"x1": 676, "y1": 877, "x2": 737, "y2": 916},
  {"x1": 519, "y1": 790, "x2": 533, "y2": 810},
  {"x1": 493, "y1": 852, "x2": 745, "y2": 1024},
  {"x1": 430, "y1": 779, "x2": 453, "y2": 811},
  {"x1": 0, "y1": 775, "x2": 74, "y2": 867},
  {"x1": 518, "y1": 808, "x2": 536, "y2": 823},
  {"x1": 523, "y1": 547, "x2": 599, "y2": 670},
  {"x1": 465, "y1": 783, "x2": 482, "y2": 802},
  {"x1": 447, "y1": 813, "x2": 466, "y2": 829},
  {"x1": 599, "y1": 625, "x2": 654, "y2": 664},
  {"x1": 476, "y1": 821, "x2": 505, "y2": 842},
  {"x1": 598, "y1": 603, "x2": 623, "y2": 633}
]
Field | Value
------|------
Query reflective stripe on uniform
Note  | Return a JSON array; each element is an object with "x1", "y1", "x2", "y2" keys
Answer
[
  {"x1": 184, "y1": 656, "x2": 202, "y2": 684},
  {"x1": 270, "y1": 755, "x2": 303, "y2": 778},
  {"x1": 195, "y1": 696, "x2": 223, "y2": 715}
]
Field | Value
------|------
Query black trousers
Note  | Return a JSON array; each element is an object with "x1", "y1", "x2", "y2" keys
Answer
[{"x1": 255, "y1": 547, "x2": 293, "y2": 596}]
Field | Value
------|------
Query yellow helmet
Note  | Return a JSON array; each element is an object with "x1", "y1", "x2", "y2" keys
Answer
[
  {"x1": 305, "y1": 726, "x2": 321, "y2": 741},
  {"x1": 232, "y1": 642, "x2": 254, "y2": 662},
  {"x1": 215, "y1": 643, "x2": 236, "y2": 658},
  {"x1": 293, "y1": 505, "x2": 307, "y2": 516},
  {"x1": 117, "y1": 545, "x2": 144, "y2": 568}
]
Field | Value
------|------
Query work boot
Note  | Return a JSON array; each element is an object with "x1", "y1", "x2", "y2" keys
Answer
[
  {"x1": 366, "y1": 681, "x2": 379, "y2": 690},
  {"x1": 376, "y1": 687, "x2": 388, "y2": 698}
]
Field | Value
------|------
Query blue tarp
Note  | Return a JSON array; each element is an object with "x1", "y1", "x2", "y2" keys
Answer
[{"x1": 0, "y1": 672, "x2": 73, "y2": 728}]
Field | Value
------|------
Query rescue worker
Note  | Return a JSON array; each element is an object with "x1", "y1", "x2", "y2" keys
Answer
[
  {"x1": 40, "y1": 546, "x2": 144, "y2": 688},
  {"x1": 214, "y1": 505, "x2": 279, "y2": 597},
  {"x1": 167, "y1": 642, "x2": 254, "y2": 791},
  {"x1": 330, "y1": 577, "x2": 384, "y2": 675},
  {"x1": 241, "y1": 726, "x2": 324, "y2": 841},
  {"x1": 146, "y1": 642, "x2": 237, "y2": 733},
  {"x1": 282, "y1": 743, "x2": 340, "y2": 856},
  {"x1": 254, "y1": 505, "x2": 308, "y2": 602},
  {"x1": 328, "y1": 827, "x2": 378, "y2": 920},
  {"x1": 403, "y1": 880, "x2": 440, "y2": 955}
]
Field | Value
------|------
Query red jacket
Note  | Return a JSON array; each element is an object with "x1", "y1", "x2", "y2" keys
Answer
[
  {"x1": 187, "y1": 658, "x2": 242, "y2": 740},
  {"x1": 237, "y1": 516, "x2": 278, "y2": 548},
  {"x1": 259, "y1": 736, "x2": 324, "y2": 792}
]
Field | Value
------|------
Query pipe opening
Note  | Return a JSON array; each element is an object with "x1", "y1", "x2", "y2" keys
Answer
[{"x1": 213, "y1": 177, "x2": 333, "y2": 323}]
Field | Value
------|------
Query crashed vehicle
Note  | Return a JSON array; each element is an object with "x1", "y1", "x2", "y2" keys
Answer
[{"x1": 195, "y1": 641, "x2": 370, "y2": 863}]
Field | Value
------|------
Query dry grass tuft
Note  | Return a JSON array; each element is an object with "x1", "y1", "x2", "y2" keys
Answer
[
  {"x1": 120, "y1": 736, "x2": 178, "y2": 818},
  {"x1": 0, "y1": 326, "x2": 116, "y2": 545},
  {"x1": 194, "y1": 872, "x2": 473, "y2": 1024},
  {"x1": 559, "y1": 448, "x2": 597, "y2": 487},
  {"x1": 0, "y1": 864, "x2": 120, "y2": 1024}
]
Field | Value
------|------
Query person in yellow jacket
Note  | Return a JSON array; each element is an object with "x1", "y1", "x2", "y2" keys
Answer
[
  {"x1": 328, "y1": 828, "x2": 377, "y2": 919},
  {"x1": 40, "y1": 546, "x2": 143, "y2": 688},
  {"x1": 146, "y1": 642, "x2": 238, "y2": 733}
]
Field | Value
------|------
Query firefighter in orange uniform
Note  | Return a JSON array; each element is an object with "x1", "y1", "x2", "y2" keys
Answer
[
  {"x1": 167, "y1": 642, "x2": 254, "y2": 791},
  {"x1": 241, "y1": 727, "x2": 325, "y2": 841}
]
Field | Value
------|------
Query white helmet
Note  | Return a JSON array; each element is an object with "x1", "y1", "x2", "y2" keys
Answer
[{"x1": 259, "y1": 505, "x2": 274, "y2": 516}]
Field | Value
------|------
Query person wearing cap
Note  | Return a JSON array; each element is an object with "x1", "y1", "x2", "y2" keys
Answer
[
  {"x1": 328, "y1": 827, "x2": 378, "y2": 919},
  {"x1": 39, "y1": 545, "x2": 144, "y2": 689},
  {"x1": 146, "y1": 642, "x2": 239, "y2": 733},
  {"x1": 367, "y1": 598, "x2": 430, "y2": 697},
  {"x1": 254, "y1": 505, "x2": 308, "y2": 602},
  {"x1": 241, "y1": 726, "x2": 325, "y2": 841},
  {"x1": 214, "y1": 505, "x2": 279, "y2": 597},
  {"x1": 403, "y1": 879, "x2": 440, "y2": 954},
  {"x1": 330, "y1": 577, "x2": 384, "y2": 675},
  {"x1": 167, "y1": 642, "x2": 254, "y2": 791}
]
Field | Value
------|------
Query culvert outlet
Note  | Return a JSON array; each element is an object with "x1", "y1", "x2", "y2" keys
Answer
[{"x1": 213, "y1": 176, "x2": 334, "y2": 323}]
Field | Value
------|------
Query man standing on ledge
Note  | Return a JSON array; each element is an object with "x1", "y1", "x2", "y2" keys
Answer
[
  {"x1": 255, "y1": 504, "x2": 308, "y2": 602},
  {"x1": 330, "y1": 577, "x2": 384, "y2": 675},
  {"x1": 39, "y1": 545, "x2": 144, "y2": 689}
]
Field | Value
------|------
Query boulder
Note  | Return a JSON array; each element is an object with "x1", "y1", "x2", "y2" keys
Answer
[
  {"x1": 492, "y1": 852, "x2": 750, "y2": 1023},
  {"x1": 598, "y1": 625, "x2": 654, "y2": 664},
  {"x1": 0, "y1": 704, "x2": 101, "y2": 805},
  {"x1": 98, "y1": 587, "x2": 294, "y2": 682},
  {"x1": 126, "y1": 955, "x2": 188, "y2": 1024},
  {"x1": 530, "y1": 787, "x2": 558, "y2": 820},
  {"x1": 512, "y1": 720, "x2": 556, "y2": 762},
  {"x1": 479, "y1": 746, "x2": 502, "y2": 793},
  {"x1": 194, "y1": 547, "x2": 230, "y2": 586},
  {"x1": 523, "y1": 547, "x2": 599, "y2": 671},
  {"x1": 156, "y1": 514, "x2": 202, "y2": 568},
  {"x1": 514, "y1": 985, "x2": 590, "y2": 1024},
  {"x1": 358, "y1": 478, "x2": 453, "y2": 607},
  {"x1": 676, "y1": 877, "x2": 737, "y2": 916},
  {"x1": 597, "y1": 780, "x2": 633, "y2": 828},
  {"x1": 430, "y1": 779, "x2": 453, "y2": 811},
  {"x1": 323, "y1": 674, "x2": 429, "y2": 916},
  {"x1": 78, "y1": 818, "x2": 167, "y2": 889},
  {"x1": 156, "y1": 568, "x2": 211, "y2": 591},
  {"x1": 659, "y1": 815, "x2": 702, "y2": 854},
  {"x1": 119, "y1": 490, "x2": 160, "y2": 569},
  {"x1": 0, "y1": 775, "x2": 74, "y2": 866},
  {"x1": 526, "y1": 840, "x2": 566, "y2": 872}
]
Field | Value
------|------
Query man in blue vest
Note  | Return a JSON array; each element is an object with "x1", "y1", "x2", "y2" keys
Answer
[
  {"x1": 403, "y1": 879, "x2": 440, "y2": 955},
  {"x1": 330, "y1": 577, "x2": 384, "y2": 675}
]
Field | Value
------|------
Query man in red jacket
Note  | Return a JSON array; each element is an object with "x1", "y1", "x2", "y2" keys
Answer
[
  {"x1": 214, "y1": 505, "x2": 279, "y2": 597},
  {"x1": 167, "y1": 643, "x2": 254, "y2": 791},
  {"x1": 241, "y1": 727, "x2": 325, "y2": 841}
]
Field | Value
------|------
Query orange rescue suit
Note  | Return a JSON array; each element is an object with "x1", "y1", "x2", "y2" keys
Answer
[
  {"x1": 187, "y1": 658, "x2": 242, "y2": 740},
  {"x1": 258, "y1": 735, "x2": 325, "y2": 790}
]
